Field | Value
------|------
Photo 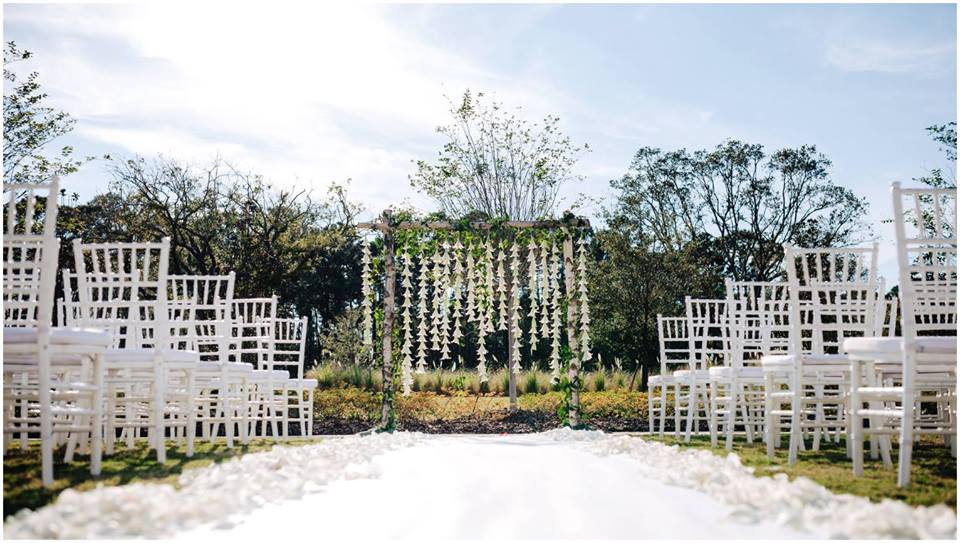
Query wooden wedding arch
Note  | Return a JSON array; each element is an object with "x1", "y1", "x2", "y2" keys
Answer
[{"x1": 357, "y1": 211, "x2": 592, "y2": 430}]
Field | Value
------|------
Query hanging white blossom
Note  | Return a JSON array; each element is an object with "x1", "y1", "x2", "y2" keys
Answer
[
  {"x1": 539, "y1": 239, "x2": 551, "y2": 338},
  {"x1": 549, "y1": 241, "x2": 563, "y2": 381},
  {"x1": 465, "y1": 243, "x2": 477, "y2": 323},
  {"x1": 483, "y1": 240, "x2": 496, "y2": 334},
  {"x1": 429, "y1": 248, "x2": 443, "y2": 353},
  {"x1": 438, "y1": 241, "x2": 452, "y2": 362},
  {"x1": 451, "y1": 239, "x2": 464, "y2": 346},
  {"x1": 399, "y1": 250, "x2": 414, "y2": 395},
  {"x1": 415, "y1": 252, "x2": 430, "y2": 373},
  {"x1": 360, "y1": 242, "x2": 374, "y2": 354},
  {"x1": 526, "y1": 239, "x2": 539, "y2": 353},
  {"x1": 577, "y1": 234, "x2": 592, "y2": 363},
  {"x1": 495, "y1": 243, "x2": 507, "y2": 330},
  {"x1": 509, "y1": 242, "x2": 522, "y2": 372}
]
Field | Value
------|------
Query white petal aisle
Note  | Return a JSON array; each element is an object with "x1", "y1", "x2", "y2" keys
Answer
[{"x1": 5, "y1": 432, "x2": 955, "y2": 540}]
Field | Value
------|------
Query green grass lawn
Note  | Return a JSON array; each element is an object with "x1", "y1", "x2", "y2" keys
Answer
[
  {"x1": 646, "y1": 433, "x2": 957, "y2": 508},
  {"x1": 3, "y1": 439, "x2": 317, "y2": 518}
]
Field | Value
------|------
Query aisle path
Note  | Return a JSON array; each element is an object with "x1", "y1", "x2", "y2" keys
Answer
[{"x1": 179, "y1": 435, "x2": 806, "y2": 539}]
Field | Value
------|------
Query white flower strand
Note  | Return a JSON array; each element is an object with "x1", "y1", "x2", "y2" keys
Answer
[
  {"x1": 495, "y1": 243, "x2": 508, "y2": 331},
  {"x1": 415, "y1": 252, "x2": 430, "y2": 373},
  {"x1": 538, "y1": 239, "x2": 551, "y2": 338},
  {"x1": 509, "y1": 242, "x2": 523, "y2": 373},
  {"x1": 549, "y1": 241, "x2": 563, "y2": 381},
  {"x1": 465, "y1": 246, "x2": 477, "y2": 324},
  {"x1": 526, "y1": 239, "x2": 540, "y2": 353},
  {"x1": 450, "y1": 239, "x2": 464, "y2": 346},
  {"x1": 399, "y1": 250, "x2": 414, "y2": 395},
  {"x1": 438, "y1": 241, "x2": 452, "y2": 362},
  {"x1": 429, "y1": 248, "x2": 443, "y2": 354},
  {"x1": 483, "y1": 240, "x2": 496, "y2": 335},
  {"x1": 577, "y1": 235, "x2": 592, "y2": 363},
  {"x1": 360, "y1": 242, "x2": 374, "y2": 354}
]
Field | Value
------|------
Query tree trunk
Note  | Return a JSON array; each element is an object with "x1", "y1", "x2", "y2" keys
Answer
[
  {"x1": 379, "y1": 217, "x2": 396, "y2": 430},
  {"x1": 562, "y1": 233, "x2": 581, "y2": 427}
]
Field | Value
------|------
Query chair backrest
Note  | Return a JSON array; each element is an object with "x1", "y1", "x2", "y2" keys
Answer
[
  {"x1": 685, "y1": 297, "x2": 732, "y2": 369},
  {"x1": 891, "y1": 183, "x2": 957, "y2": 342},
  {"x1": 168, "y1": 273, "x2": 236, "y2": 364},
  {"x1": 656, "y1": 314, "x2": 693, "y2": 375},
  {"x1": 71, "y1": 239, "x2": 172, "y2": 350},
  {"x1": 783, "y1": 244, "x2": 880, "y2": 357},
  {"x1": 724, "y1": 280, "x2": 791, "y2": 367},
  {"x1": 232, "y1": 296, "x2": 277, "y2": 369},
  {"x1": 273, "y1": 316, "x2": 307, "y2": 378},
  {"x1": 3, "y1": 178, "x2": 60, "y2": 330}
]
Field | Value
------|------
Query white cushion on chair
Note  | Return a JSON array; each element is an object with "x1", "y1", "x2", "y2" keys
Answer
[
  {"x1": 197, "y1": 361, "x2": 254, "y2": 373},
  {"x1": 673, "y1": 369, "x2": 711, "y2": 382},
  {"x1": 761, "y1": 353, "x2": 849, "y2": 367},
  {"x1": 288, "y1": 378, "x2": 318, "y2": 388},
  {"x1": 248, "y1": 369, "x2": 290, "y2": 381},
  {"x1": 103, "y1": 348, "x2": 199, "y2": 368},
  {"x1": 3, "y1": 326, "x2": 111, "y2": 347},
  {"x1": 708, "y1": 366, "x2": 764, "y2": 380},
  {"x1": 843, "y1": 337, "x2": 957, "y2": 356}
]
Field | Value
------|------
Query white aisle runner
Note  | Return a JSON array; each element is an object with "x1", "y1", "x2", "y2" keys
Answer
[
  {"x1": 180, "y1": 436, "x2": 805, "y2": 540},
  {"x1": 6, "y1": 431, "x2": 955, "y2": 539}
]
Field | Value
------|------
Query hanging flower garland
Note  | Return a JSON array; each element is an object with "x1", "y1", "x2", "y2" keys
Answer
[
  {"x1": 360, "y1": 242, "x2": 374, "y2": 356},
  {"x1": 399, "y1": 250, "x2": 414, "y2": 395},
  {"x1": 509, "y1": 241, "x2": 523, "y2": 372},
  {"x1": 495, "y1": 242, "x2": 508, "y2": 331},
  {"x1": 450, "y1": 238, "x2": 464, "y2": 347},
  {"x1": 577, "y1": 234, "x2": 592, "y2": 363},
  {"x1": 429, "y1": 246, "x2": 443, "y2": 354},
  {"x1": 465, "y1": 242, "x2": 477, "y2": 324},
  {"x1": 483, "y1": 240, "x2": 496, "y2": 335},
  {"x1": 538, "y1": 239, "x2": 551, "y2": 339},
  {"x1": 549, "y1": 240, "x2": 563, "y2": 381},
  {"x1": 438, "y1": 240, "x2": 452, "y2": 362},
  {"x1": 526, "y1": 239, "x2": 540, "y2": 353},
  {"x1": 415, "y1": 250, "x2": 430, "y2": 373}
]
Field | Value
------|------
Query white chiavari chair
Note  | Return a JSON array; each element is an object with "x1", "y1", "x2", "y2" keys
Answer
[
  {"x1": 71, "y1": 238, "x2": 198, "y2": 462},
  {"x1": 685, "y1": 297, "x2": 731, "y2": 444},
  {"x1": 845, "y1": 183, "x2": 957, "y2": 486},
  {"x1": 651, "y1": 315, "x2": 697, "y2": 437},
  {"x1": 232, "y1": 296, "x2": 285, "y2": 438},
  {"x1": 169, "y1": 273, "x2": 252, "y2": 447},
  {"x1": 713, "y1": 281, "x2": 789, "y2": 451},
  {"x1": 273, "y1": 316, "x2": 315, "y2": 437},
  {"x1": 3, "y1": 178, "x2": 109, "y2": 486},
  {"x1": 763, "y1": 244, "x2": 881, "y2": 465}
]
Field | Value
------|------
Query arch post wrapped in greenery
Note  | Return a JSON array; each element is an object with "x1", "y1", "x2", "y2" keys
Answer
[{"x1": 357, "y1": 212, "x2": 592, "y2": 431}]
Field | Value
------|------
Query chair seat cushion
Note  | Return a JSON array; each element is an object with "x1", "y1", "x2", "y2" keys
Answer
[
  {"x1": 197, "y1": 361, "x2": 254, "y2": 373},
  {"x1": 289, "y1": 378, "x2": 318, "y2": 388},
  {"x1": 761, "y1": 353, "x2": 849, "y2": 367},
  {"x1": 248, "y1": 369, "x2": 290, "y2": 381},
  {"x1": 673, "y1": 369, "x2": 711, "y2": 381},
  {"x1": 3, "y1": 326, "x2": 112, "y2": 347},
  {"x1": 104, "y1": 348, "x2": 199, "y2": 367},
  {"x1": 708, "y1": 366, "x2": 764, "y2": 380},
  {"x1": 843, "y1": 337, "x2": 957, "y2": 356}
]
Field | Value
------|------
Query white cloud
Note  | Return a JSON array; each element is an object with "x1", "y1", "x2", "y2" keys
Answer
[{"x1": 825, "y1": 39, "x2": 954, "y2": 73}]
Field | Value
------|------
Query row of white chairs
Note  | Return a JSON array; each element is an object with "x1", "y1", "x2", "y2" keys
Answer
[
  {"x1": 2, "y1": 178, "x2": 316, "y2": 487},
  {"x1": 649, "y1": 182, "x2": 957, "y2": 487}
]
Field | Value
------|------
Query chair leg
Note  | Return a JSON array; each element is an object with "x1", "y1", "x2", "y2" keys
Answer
[
  {"x1": 153, "y1": 362, "x2": 167, "y2": 464},
  {"x1": 765, "y1": 373, "x2": 776, "y2": 458},
  {"x1": 659, "y1": 385, "x2": 667, "y2": 438},
  {"x1": 850, "y1": 360, "x2": 863, "y2": 477},
  {"x1": 90, "y1": 355, "x2": 103, "y2": 476},
  {"x1": 709, "y1": 381, "x2": 719, "y2": 448}
]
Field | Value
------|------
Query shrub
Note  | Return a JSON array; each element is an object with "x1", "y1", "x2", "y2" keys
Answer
[
  {"x1": 524, "y1": 373, "x2": 539, "y2": 394},
  {"x1": 593, "y1": 372, "x2": 606, "y2": 392},
  {"x1": 313, "y1": 389, "x2": 379, "y2": 421}
]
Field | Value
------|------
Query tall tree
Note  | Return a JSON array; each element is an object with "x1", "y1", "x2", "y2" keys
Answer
[
  {"x1": 410, "y1": 90, "x2": 588, "y2": 220},
  {"x1": 3, "y1": 42, "x2": 93, "y2": 184},
  {"x1": 612, "y1": 141, "x2": 869, "y2": 281},
  {"x1": 915, "y1": 122, "x2": 956, "y2": 188}
]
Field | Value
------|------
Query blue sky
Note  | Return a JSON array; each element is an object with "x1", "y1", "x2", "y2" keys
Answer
[{"x1": 3, "y1": 3, "x2": 956, "y2": 277}]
